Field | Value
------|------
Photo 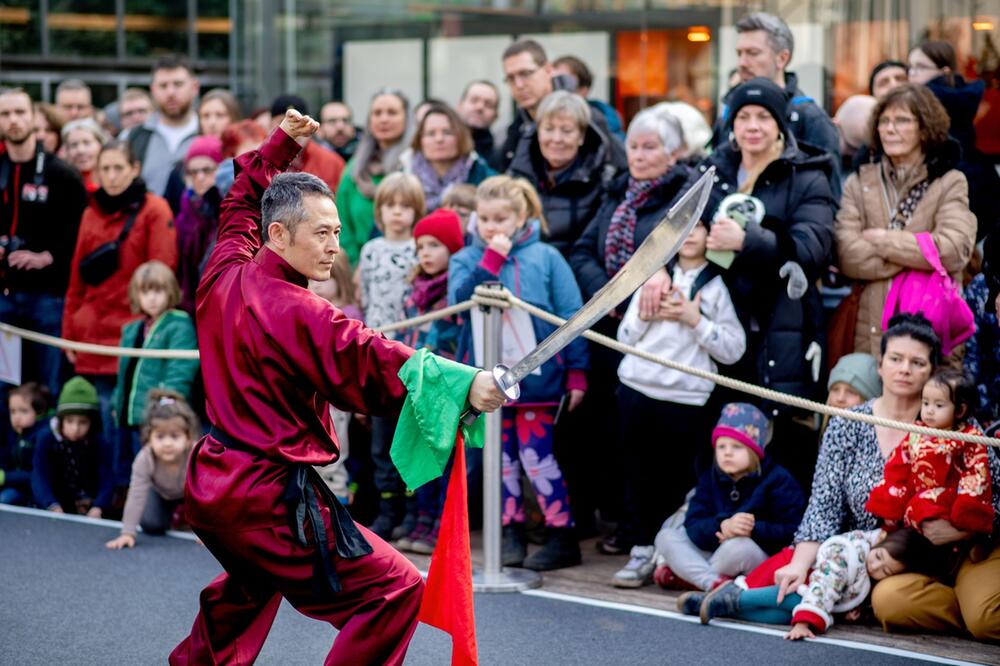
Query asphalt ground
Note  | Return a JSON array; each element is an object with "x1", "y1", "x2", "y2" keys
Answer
[{"x1": 0, "y1": 507, "x2": 981, "y2": 665}]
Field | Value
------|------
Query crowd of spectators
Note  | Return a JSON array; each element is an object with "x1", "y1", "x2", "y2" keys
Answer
[{"x1": 1, "y1": 10, "x2": 999, "y2": 645}]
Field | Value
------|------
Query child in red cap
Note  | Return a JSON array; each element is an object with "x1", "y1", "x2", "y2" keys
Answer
[{"x1": 393, "y1": 208, "x2": 466, "y2": 554}]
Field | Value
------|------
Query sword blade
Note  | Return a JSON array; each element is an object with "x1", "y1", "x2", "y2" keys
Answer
[{"x1": 500, "y1": 166, "x2": 716, "y2": 389}]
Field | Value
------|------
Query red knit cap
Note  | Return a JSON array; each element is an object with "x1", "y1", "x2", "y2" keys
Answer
[
  {"x1": 413, "y1": 208, "x2": 465, "y2": 255},
  {"x1": 185, "y1": 135, "x2": 223, "y2": 164}
]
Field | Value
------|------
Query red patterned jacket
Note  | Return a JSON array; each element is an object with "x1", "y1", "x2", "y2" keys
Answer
[{"x1": 866, "y1": 422, "x2": 993, "y2": 534}]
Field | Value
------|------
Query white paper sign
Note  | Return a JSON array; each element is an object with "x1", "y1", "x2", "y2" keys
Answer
[
  {"x1": 470, "y1": 307, "x2": 541, "y2": 376},
  {"x1": 0, "y1": 332, "x2": 22, "y2": 386}
]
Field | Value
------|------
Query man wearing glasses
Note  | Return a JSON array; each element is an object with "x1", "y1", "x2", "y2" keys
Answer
[{"x1": 498, "y1": 39, "x2": 555, "y2": 170}]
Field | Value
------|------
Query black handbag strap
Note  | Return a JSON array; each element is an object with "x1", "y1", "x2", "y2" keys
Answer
[{"x1": 115, "y1": 202, "x2": 143, "y2": 245}]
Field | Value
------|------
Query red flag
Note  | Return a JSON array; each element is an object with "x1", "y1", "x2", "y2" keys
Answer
[{"x1": 418, "y1": 432, "x2": 478, "y2": 666}]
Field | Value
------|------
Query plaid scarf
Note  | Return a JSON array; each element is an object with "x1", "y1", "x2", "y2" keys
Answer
[{"x1": 604, "y1": 174, "x2": 670, "y2": 277}]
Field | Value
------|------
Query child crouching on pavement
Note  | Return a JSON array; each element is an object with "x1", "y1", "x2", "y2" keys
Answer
[
  {"x1": 107, "y1": 391, "x2": 199, "y2": 548},
  {"x1": 394, "y1": 208, "x2": 465, "y2": 554},
  {"x1": 680, "y1": 527, "x2": 938, "y2": 640},
  {"x1": 654, "y1": 403, "x2": 805, "y2": 591}
]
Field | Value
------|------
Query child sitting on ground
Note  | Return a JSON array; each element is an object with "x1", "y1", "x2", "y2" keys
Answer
[
  {"x1": 611, "y1": 219, "x2": 746, "y2": 588},
  {"x1": 680, "y1": 527, "x2": 939, "y2": 640},
  {"x1": 0, "y1": 383, "x2": 52, "y2": 505},
  {"x1": 106, "y1": 391, "x2": 199, "y2": 549},
  {"x1": 31, "y1": 377, "x2": 113, "y2": 517},
  {"x1": 394, "y1": 208, "x2": 465, "y2": 554},
  {"x1": 655, "y1": 403, "x2": 805, "y2": 591},
  {"x1": 866, "y1": 368, "x2": 993, "y2": 535}
]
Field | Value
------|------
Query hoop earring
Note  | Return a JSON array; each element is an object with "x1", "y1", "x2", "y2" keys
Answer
[{"x1": 728, "y1": 131, "x2": 739, "y2": 152}]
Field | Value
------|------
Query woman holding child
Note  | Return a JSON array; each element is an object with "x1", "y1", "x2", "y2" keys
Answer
[{"x1": 769, "y1": 315, "x2": 1000, "y2": 641}]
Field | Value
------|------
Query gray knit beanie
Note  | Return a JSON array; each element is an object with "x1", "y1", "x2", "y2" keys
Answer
[{"x1": 828, "y1": 353, "x2": 881, "y2": 401}]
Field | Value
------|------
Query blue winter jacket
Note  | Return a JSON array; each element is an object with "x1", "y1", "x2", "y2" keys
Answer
[
  {"x1": 448, "y1": 221, "x2": 588, "y2": 403},
  {"x1": 0, "y1": 418, "x2": 47, "y2": 497},
  {"x1": 684, "y1": 457, "x2": 805, "y2": 554}
]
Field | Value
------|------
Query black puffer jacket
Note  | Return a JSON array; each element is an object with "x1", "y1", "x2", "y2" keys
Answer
[
  {"x1": 570, "y1": 166, "x2": 694, "y2": 301},
  {"x1": 926, "y1": 74, "x2": 1000, "y2": 241},
  {"x1": 696, "y1": 140, "x2": 836, "y2": 411},
  {"x1": 508, "y1": 122, "x2": 625, "y2": 257}
]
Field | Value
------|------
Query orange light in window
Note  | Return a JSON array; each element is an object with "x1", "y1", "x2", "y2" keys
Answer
[
  {"x1": 973, "y1": 20, "x2": 994, "y2": 31},
  {"x1": 687, "y1": 27, "x2": 711, "y2": 43}
]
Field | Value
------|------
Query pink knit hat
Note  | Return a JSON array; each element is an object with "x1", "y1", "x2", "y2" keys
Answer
[{"x1": 185, "y1": 135, "x2": 223, "y2": 164}]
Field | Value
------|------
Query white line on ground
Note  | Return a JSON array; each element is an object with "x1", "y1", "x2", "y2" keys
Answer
[
  {"x1": 0, "y1": 503, "x2": 200, "y2": 540},
  {"x1": 2, "y1": 505, "x2": 983, "y2": 665},
  {"x1": 521, "y1": 589, "x2": 985, "y2": 666}
]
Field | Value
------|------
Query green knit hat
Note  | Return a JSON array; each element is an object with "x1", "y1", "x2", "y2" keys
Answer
[{"x1": 57, "y1": 376, "x2": 99, "y2": 415}]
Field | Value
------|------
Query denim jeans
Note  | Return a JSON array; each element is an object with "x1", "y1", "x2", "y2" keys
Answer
[{"x1": 0, "y1": 291, "x2": 65, "y2": 393}]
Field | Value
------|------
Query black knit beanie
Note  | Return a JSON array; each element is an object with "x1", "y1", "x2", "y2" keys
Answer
[{"x1": 726, "y1": 77, "x2": 789, "y2": 137}]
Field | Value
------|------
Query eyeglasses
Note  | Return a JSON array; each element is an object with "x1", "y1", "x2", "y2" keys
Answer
[
  {"x1": 185, "y1": 166, "x2": 217, "y2": 177},
  {"x1": 877, "y1": 116, "x2": 917, "y2": 131},
  {"x1": 504, "y1": 68, "x2": 540, "y2": 85}
]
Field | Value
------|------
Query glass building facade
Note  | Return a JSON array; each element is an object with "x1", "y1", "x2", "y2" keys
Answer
[{"x1": 2, "y1": 1, "x2": 999, "y2": 151}]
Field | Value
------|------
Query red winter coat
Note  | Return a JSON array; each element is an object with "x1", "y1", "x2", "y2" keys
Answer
[
  {"x1": 866, "y1": 422, "x2": 994, "y2": 534},
  {"x1": 62, "y1": 188, "x2": 177, "y2": 376}
]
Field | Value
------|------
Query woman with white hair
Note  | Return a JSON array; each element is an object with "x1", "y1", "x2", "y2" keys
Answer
[
  {"x1": 568, "y1": 106, "x2": 695, "y2": 557},
  {"x1": 62, "y1": 117, "x2": 110, "y2": 193},
  {"x1": 508, "y1": 90, "x2": 625, "y2": 255}
]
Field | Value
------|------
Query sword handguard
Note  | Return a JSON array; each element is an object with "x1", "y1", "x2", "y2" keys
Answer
[{"x1": 460, "y1": 364, "x2": 520, "y2": 426}]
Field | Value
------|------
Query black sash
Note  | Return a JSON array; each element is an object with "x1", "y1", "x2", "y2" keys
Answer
[{"x1": 208, "y1": 426, "x2": 372, "y2": 594}]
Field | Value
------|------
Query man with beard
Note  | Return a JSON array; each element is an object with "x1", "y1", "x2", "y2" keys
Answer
[
  {"x1": 318, "y1": 101, "x2": 360, "y2": 162},
  {"x1": 127, "y1": 54, "x2": 201, "y2": 195},
  {"x1": 456, "y1": 80, "x2": 501, "y2": 169},
  {"x1": 0, "y1": 88, "x2": 88, "y2": 393}
]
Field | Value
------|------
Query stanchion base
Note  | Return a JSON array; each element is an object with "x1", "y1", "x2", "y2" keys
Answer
[{"x1": 472, "y1": 567, "x2": 543, "y2": 592}]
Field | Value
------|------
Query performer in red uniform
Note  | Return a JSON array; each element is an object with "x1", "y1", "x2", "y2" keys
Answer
[{"x1": 169, "y1": 111, "x2": 506, "y2": 665}]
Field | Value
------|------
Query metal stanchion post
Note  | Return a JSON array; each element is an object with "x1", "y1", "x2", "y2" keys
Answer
[{"x1": 473, "y1": 283, "x2": 541, "y2": 592}]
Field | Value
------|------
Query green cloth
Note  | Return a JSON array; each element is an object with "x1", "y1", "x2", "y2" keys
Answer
[
  {"x1": 58, "y1": 376, "x2": 99, "y2": 414},
  {"x1": 335, "y1": 160, "x2": 383, "y2": 268},
  {"x1": 391, "y1": 349, "x2": 484, "y2": 490}
]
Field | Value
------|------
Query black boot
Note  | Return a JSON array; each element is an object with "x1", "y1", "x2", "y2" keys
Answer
[
  {"x1": 523, "y1": 528, "x2": 582, "y2": 571},
  {"x1": 392, "y1": 492, "x2": 419, "y2": 541},
  {"x1": 369, "y1": 492, "x2": 404, "y2": 540},
  {"x1": 502, "y1": 523, "x2": 527, "y2": 567}
]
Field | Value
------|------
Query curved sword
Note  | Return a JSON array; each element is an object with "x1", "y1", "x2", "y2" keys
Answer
[{"x1": 463, "y1": 166, "x2": 716, "y2": 425}]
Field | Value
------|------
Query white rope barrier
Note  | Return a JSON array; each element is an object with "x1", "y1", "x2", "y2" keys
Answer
[
  {"x1": 470, "y1": 285, "x2": 1000, "y2": 449},
  {"x1": 5, "y1": 288, "x2": 998, "y2": 448}
]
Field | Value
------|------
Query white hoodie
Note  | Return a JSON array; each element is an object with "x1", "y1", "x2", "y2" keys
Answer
[{"x1": 617, "y1": 263, "x2": 746, "y2": 405}]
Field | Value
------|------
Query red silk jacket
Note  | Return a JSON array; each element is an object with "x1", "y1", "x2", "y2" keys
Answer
[
  {"x1": 866, "y1": 422, "x2": 994, "y2": 534},
  {"x1": 187, "y1": 128, "x2": 413, "y2": 531}
]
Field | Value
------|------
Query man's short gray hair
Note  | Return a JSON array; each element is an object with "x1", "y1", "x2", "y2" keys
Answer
[
  {"x1": 626, "y1": 107, "x2": 685, "y2": 155},
  {"x1": 536, "y1": 90, "x2": 591, "y2": 133},
  {"x1": 260, "y1": 172, "x2": 335, "y2": 242},
  {"x1": 736, "y1": 12, "x2": 794, "y2": 59},
  {"x1": 56, "y1": 79, "x2": 92, "y2": 97}
]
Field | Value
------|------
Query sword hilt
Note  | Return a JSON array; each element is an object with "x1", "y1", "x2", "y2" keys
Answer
[{"x1": 460, "y1": 364, "x2": 521, "y2": 426}]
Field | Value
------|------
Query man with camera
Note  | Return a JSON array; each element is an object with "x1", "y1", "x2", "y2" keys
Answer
[{"x1": 0, "y1": 87, "x2": 88, "y2": 393}]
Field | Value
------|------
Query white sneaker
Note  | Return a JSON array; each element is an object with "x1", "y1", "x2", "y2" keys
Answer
[{"x1": 612, "y1": 545, "x2": 657, "y2": 588}]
